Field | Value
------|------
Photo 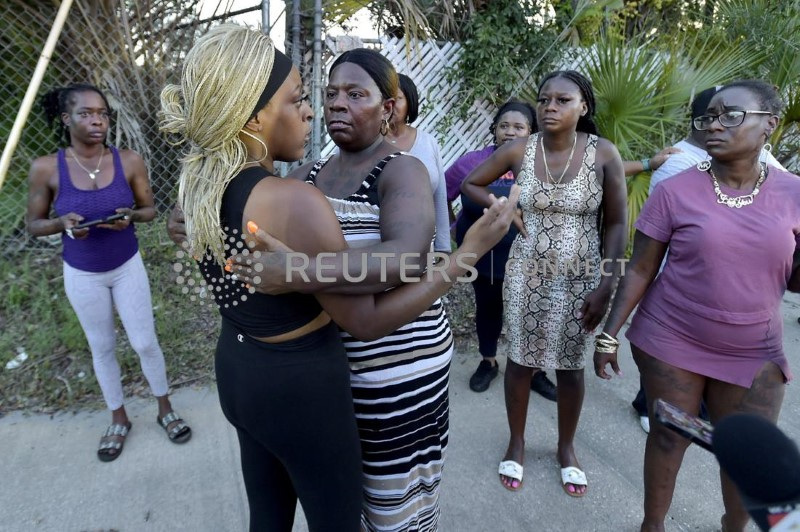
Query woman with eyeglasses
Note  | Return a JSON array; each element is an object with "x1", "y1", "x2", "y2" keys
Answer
[{"x1": 594, "y1": 80, "x2": 800, "y2": 532}]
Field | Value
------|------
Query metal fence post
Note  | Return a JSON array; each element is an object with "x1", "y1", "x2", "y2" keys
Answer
[
  {"x1": 311, "y1": 0, "x2": 323, "y2": 160},
  {"x1": 261, "y1": 0, "x2": 270, "y2": 33},
  {"x1": 0, "y1": 0, "x2": 74, "y2": 192}
]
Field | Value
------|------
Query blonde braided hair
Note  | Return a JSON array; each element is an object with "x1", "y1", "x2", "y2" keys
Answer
[{"x1": 159, "y1": 24, "x2": 276, "y2": 263}]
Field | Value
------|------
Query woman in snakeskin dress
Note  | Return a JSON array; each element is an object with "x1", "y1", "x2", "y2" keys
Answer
[{"x1": 462, "y1": 70, "x2": 627, "y2": 496}]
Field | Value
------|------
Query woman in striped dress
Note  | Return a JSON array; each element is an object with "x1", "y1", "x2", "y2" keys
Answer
[
  {"x1": 162, "y1": 28, "x2": 520, "y2": 530},
  {"x1": 229, "y1": 48, "x2": 452, "y2": 530},
  {"x1": 302, "y1": 49, "x2": 451, "y2": 531},
  {"x1": 305, "y1": 152, "x2": 450, "y2": 531}
]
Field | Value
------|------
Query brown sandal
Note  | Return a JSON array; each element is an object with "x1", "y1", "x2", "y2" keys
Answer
[
  {"x1": 157, "y1": 411, "x2": 192, "y2": 444},
  {"x1": 97, "y1": 422, "x2": 132, "y2": 462}
]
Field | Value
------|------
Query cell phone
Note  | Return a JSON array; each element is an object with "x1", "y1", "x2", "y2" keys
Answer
[
  {"x1": 654, "y1": 398, "x2": 714, "y2": 451},
  {"x1": 73, "y1": 213, "x2": 126, "y2": 229}
]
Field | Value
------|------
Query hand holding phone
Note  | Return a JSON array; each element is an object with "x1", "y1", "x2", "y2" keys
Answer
[
  {"x1": 654, "y1": 398, "x2": 714, "y2": 451},
  {"x1": 73, "y1": 213, "x2": 126, "y2": 229}
]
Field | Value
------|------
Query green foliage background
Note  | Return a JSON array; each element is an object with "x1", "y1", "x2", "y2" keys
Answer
[
  {"x1": 2, "y1": 0, "x2": 799, "y2": 412},
  {"x1": 0, "y1": 221, "x2": 219, "y2": 413},
  {"x1": 442, "y1": 0, "x2": 800, "y2": 251}
]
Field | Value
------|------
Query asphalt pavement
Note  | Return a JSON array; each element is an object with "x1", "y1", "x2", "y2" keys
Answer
[{"x1": 2, "y1": 292, "x2": 799, "y2": 532}]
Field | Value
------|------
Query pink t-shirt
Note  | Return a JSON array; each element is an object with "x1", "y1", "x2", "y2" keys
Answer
[
  {"x1": 636, "y1": 166, "x2": 800, "y2": 325},
  {"x1": 627, "y1": 165, "x2": 800, "y2": 385}
]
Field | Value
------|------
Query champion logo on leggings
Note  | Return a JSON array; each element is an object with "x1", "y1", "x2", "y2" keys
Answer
[{"x1": 237, "y1": 334, "x2": 244, "y2": 342}]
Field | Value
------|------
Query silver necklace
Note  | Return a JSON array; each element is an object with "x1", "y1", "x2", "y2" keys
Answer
[
  {"x1": 541, "y1": 133, "x2": 577, "y2": 184},
  {"x1": 704, "y1": 162, "x2": 767, "y2": 209},
  {"x1": 69, "y1": 147, "x2": 104, "y2": 181}
]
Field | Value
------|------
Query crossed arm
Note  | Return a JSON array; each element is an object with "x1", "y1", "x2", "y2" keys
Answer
[{"x1": 238, "y1": 176, "x2": 519, "y2": 340}]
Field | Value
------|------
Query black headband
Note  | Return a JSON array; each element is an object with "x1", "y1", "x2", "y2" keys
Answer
[
  {"x1": 496, "y1": 102, "x2": 534, "y2": 127},
  {"x1": 250, "y1": 49, "x2": 293, "y2": 118}
]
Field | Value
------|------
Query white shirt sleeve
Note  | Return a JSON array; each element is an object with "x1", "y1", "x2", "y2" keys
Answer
[
  {"x1": 649, "y1": 152, "x2": 701, "y2": 194},
  {"x1": 410, "y1": 130, "x2": 452, "y2": 252},
  {"x1": 763, "y1": 150, "x2": 786, "y2": 171}
]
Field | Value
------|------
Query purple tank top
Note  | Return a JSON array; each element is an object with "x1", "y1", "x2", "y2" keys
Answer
[{"x1": 53, "y1": 146, "x2": 138, "y2": 272}]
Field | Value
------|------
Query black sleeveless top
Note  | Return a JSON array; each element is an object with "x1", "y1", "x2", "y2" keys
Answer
[{"x1": 198, "y1": 167, "x2": 323, "y2": 337}]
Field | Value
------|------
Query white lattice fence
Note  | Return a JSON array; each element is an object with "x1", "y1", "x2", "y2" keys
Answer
[{"x1": 321, "y1": 37, "x2": 497, "y2": 169}]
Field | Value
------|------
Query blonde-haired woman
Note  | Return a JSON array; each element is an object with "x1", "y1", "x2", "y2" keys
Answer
[{"x1": 160, "y1": 24, "x2": 518, "y2": 531}]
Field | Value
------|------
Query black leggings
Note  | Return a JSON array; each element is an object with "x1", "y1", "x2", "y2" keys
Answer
[
  {"x1": 215, "y1": 320, "x2": 363, "y2": 532},
  {"x1": 471, "y1": 274, "x2": 505, "y2": 358}
]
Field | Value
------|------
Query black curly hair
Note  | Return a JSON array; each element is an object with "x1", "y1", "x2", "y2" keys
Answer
[
  {"x1": 537, "y1": 70, "x2": 597, "y2": 135},
  {"x1": 489, "y1": 99, "x2": 537, "y2": 141},
  {"x1": 716, "y1": 80, "x2": 784, "y2": 115},
  {"x1": 40, "y1": 84, "x2": 112, "y2": 146}
]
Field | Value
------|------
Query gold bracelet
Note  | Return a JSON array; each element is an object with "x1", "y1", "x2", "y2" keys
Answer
[
  {"x1": 597, "y1": 331, "x2": 619, "y2": 344},
  {"x1": 594, "y1": 344, "x2": 618, "y2": 354},
  {"x1": 594, "y1": 337, "x2": 618, "y2": 347}
]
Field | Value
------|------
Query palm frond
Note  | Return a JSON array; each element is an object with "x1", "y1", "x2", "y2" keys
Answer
[
  {"x1": 626, "y1": 172, "x2": 650, "y2": 255},
  {"x1": 671, "y1": 34, "x2": 765, "y2": 103},
  {"x1": 323, "y1": 0, "x2": 369, "y2": 26},
  {"x1": 577, "y1": 39, "x2": 686, "y2": 159},
  {"x1": 712, "y1": 0, "x2": 800, "y2": 157}
]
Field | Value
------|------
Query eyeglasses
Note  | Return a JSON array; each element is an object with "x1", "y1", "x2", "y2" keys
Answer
[{"x1": 693, "y1": 110, "x2": 772, "y2": 131}]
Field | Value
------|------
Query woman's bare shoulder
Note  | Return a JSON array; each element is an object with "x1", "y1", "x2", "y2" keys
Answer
[
  {"x1": 30, "y1": 152, "x2": 58, "y2": 169},
  {"x1": 251, "y1": 174, "x2": 329, "y2": 210},
  {"x1": 28, "y1": 153, "x2": 59, "y2": 182}
]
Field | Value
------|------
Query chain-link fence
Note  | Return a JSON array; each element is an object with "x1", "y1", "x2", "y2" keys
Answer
[
  {"x1": 1, "y1": 1, "x2": 493, "y2": 254},
  {"x1": 0, "y1": 0, "x2": 265, "y2": 253}
]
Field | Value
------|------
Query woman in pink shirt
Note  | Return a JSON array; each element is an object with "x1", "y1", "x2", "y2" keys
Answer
[{"x1": 595, "y1": 80, "x2": 800, "y2": 531}]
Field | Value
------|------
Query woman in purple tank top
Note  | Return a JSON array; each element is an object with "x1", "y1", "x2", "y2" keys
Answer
[{"x1": 26, "y1": 84, "x2": 191, "y2": 462}]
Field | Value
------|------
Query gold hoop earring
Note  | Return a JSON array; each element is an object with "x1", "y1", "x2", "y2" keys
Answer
[
  {"x1": 240, "y1": 129, "x2": 269, "y2": 163},
  {"x1": 380, "y1": 118, "x2": 389, "y2": 136}
]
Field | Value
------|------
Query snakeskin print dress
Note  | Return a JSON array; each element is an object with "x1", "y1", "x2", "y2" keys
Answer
[{"x1": 504, "y1": 132, "x2": 603, "y2": 369}]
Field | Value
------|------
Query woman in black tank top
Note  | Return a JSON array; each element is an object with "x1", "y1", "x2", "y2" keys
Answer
[{"x1": 161, "y1": 25, "x2": 518, "y2": 532}]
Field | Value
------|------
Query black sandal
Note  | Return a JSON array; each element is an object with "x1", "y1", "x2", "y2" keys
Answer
[
  {"x1": 97, "y1": 422, "x2": 132, "y2": 462},
  {"x1": 157, "y1": 411, "x2": 192, "y2": 444}
]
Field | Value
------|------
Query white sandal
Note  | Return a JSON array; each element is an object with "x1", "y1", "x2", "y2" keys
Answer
[
  {"x1": 498, "y1": 460, "x2": 524, "y2": 491},
  {"x1": 560, "y1": 466, "x2": 588, "y2": 497}
]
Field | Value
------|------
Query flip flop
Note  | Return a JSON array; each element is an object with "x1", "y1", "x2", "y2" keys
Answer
[
  {"x1": 499, "y1": 460, "x2": 524, "y2": 491},
  {"x1": 97, "y1": 422, "x2": 131, "y2": 462},
  {"x1": 560, "y1": 466, "x2": 587, "y2": 497}
]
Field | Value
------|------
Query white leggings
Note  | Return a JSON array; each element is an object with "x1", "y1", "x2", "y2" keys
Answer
[{"x1": 63, "y1": 252, "x2": 169, "y2": 410}]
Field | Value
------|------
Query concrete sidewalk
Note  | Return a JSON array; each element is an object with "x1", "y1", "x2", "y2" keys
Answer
[{"x1": 2, "y1": 293, "x2": 799, "y2": 531}]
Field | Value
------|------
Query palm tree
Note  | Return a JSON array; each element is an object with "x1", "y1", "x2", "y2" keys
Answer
[
  {"x1": 715, "y1": 0, "x2": 800, "y2": 167},
  {"x1": 577, "y1": 32, "x2": 764, "y2": 249}
]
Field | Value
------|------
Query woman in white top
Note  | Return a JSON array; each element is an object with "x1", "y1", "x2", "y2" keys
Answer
[{"x1": 386, "y1": 74, "x2": 451, "y2": 252}]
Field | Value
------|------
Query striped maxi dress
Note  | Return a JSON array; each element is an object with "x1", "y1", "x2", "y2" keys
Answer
[{"x1": 306, "y1": 153, "x2": 452, "y2": 532}]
